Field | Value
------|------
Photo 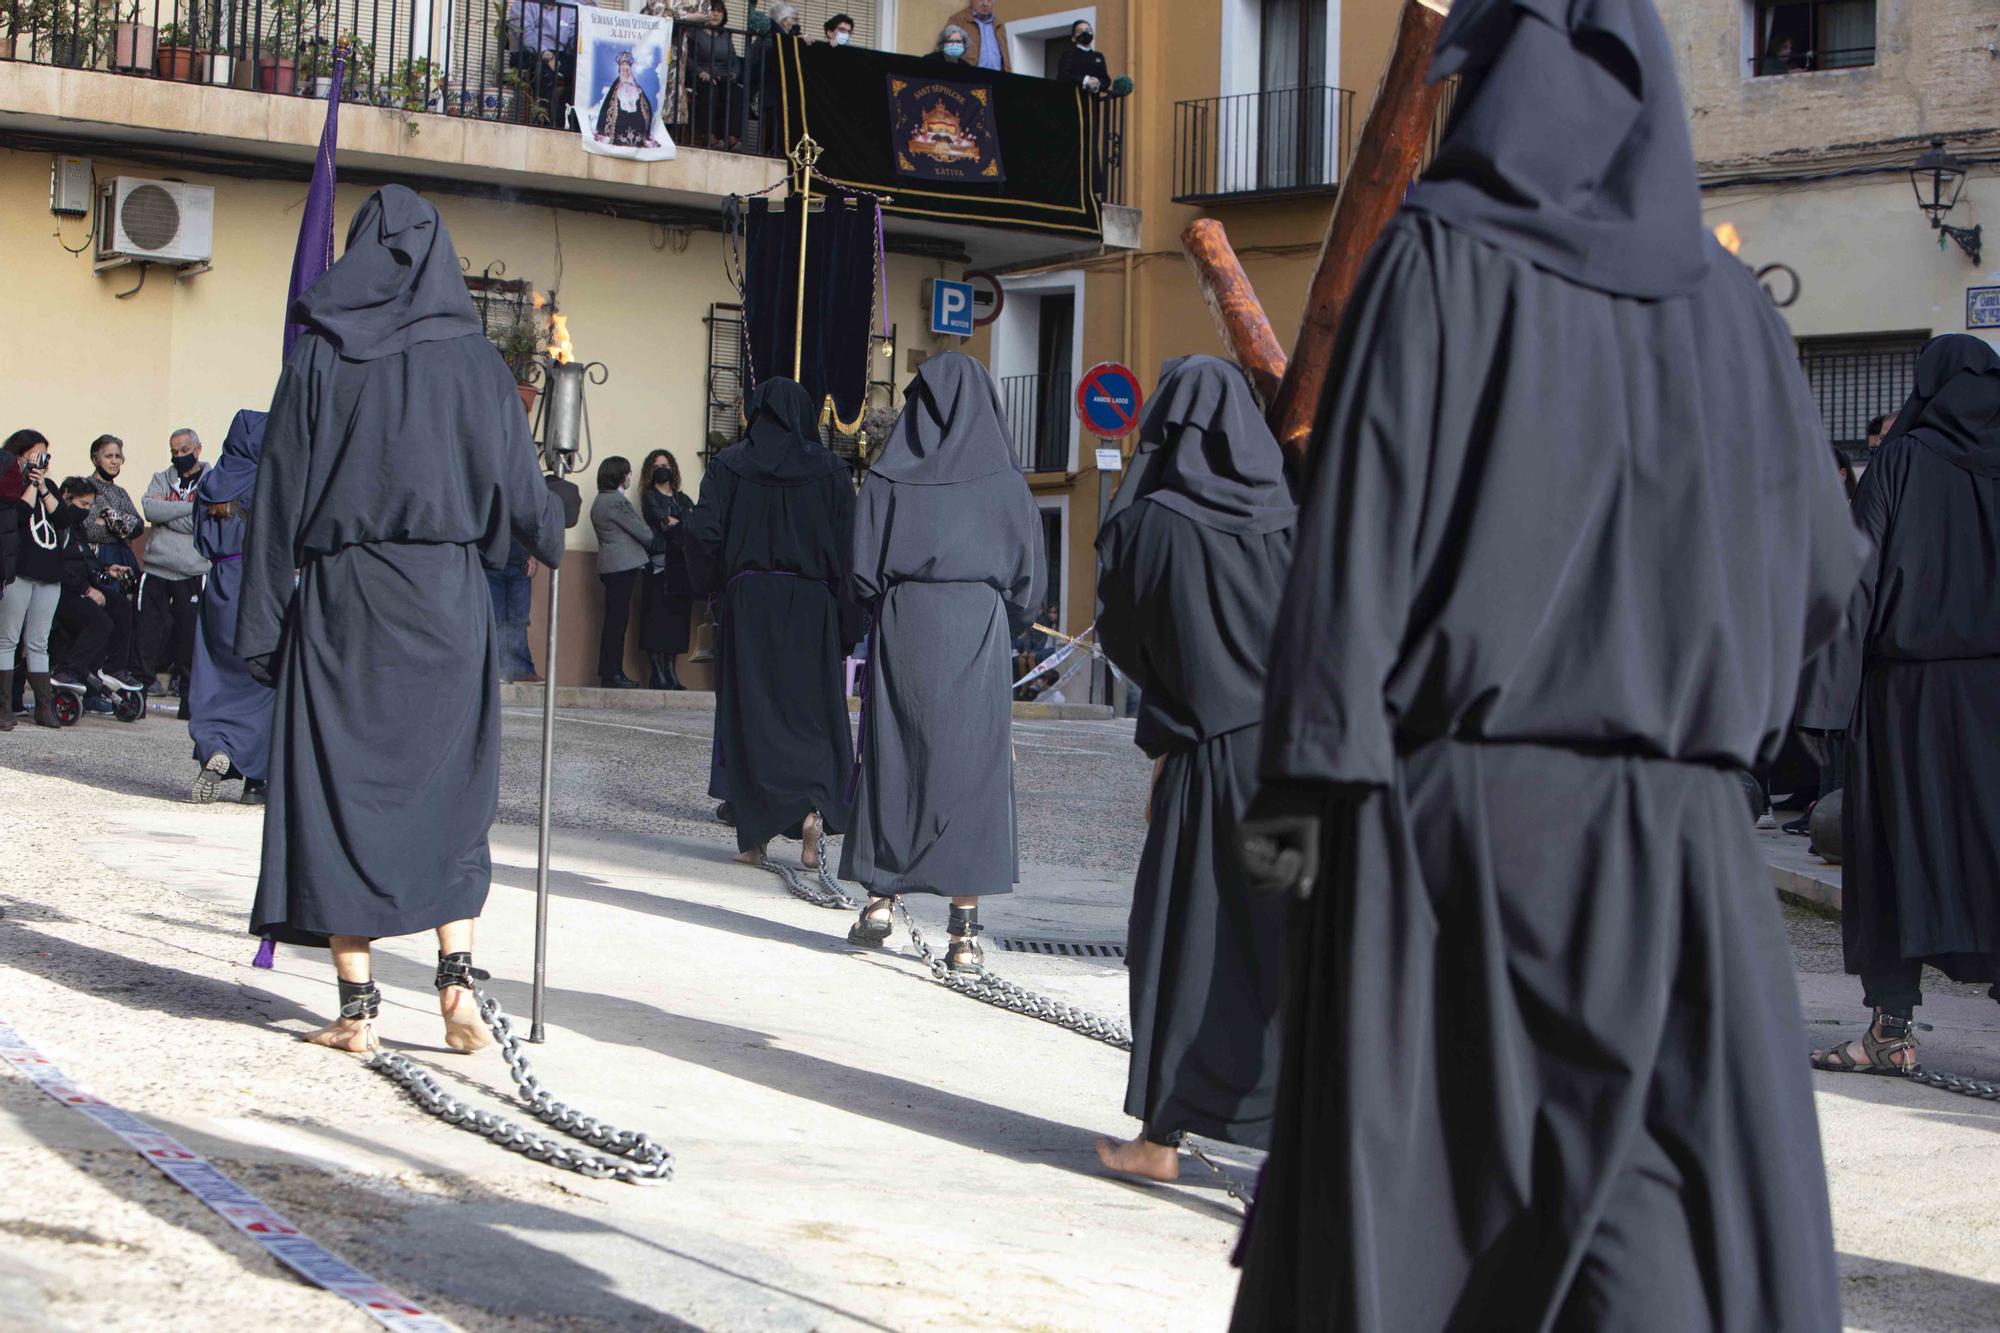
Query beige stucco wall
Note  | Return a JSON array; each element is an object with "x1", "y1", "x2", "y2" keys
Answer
[
  {"x1": 1661, "y1": 0, "x2": 2000, "y2": 173},
  {"x1": 0, "y1": 147, "x2": 934, "y2": 683}
]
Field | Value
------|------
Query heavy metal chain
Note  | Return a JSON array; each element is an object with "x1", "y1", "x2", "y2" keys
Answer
[
  {"x1": 761, "y1": 827, "x2": 1249, "y2": 1205},
  {"x1": 369, "y1": 989, "x2": 675, "y2": 1184},
  {"x1": 1912, "y1": 1068, "x2": 2000, "y2": 1101}
]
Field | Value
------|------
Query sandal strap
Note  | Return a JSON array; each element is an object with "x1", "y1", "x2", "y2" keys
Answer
[
  {"x1": 337, "y1": 979, "x2": 381, "y2": 1021},
  {"x1": 434, "y1": 952, "x2": 491, "y2": 993},
  {"x1": 947, "y1": 905, "x2": 984, "y2": 937}
]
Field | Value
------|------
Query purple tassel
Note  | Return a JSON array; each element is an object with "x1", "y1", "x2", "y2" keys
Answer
[{"x1": 252, "y1": 937, "x2": 276, "y2": 970}]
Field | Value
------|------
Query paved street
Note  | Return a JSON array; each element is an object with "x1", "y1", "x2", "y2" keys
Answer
[{"x1": 0, "y1": 701, "x2": 1996, "y2": 1331}]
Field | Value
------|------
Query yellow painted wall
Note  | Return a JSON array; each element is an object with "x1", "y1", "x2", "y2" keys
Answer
[{"x1": 1, "y1": 147, "x2": 933, "y2": 684}]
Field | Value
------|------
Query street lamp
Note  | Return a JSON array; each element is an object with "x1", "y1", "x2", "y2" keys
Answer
[{"x1": 1910, "y1": 138, "x2": 1982, "y2": 265}]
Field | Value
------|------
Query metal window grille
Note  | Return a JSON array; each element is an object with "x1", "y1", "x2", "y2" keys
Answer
[
  {"x1": 1750, "y1": 1, "x2": 1876, "y2": 76},
  {"x1": 705, "y1": 302, "x2": 746, "y2": 463},
  {"x1": 1797, "y1": 332, "x2": 1925, "y2": 450}
]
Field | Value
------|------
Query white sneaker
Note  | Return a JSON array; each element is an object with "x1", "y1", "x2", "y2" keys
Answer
[{"x1": 1755, "y1": 809, "x2": 1777, "y2": 829}]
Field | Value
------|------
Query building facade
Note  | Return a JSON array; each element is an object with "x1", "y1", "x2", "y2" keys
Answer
[{"x1": 1665, "y1": 0, "x2": 2000, "y2": 454}]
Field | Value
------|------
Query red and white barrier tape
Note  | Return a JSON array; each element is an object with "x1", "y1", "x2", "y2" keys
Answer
[{"x1": 0, "y1": 1019, "x2": 458, "y2": 1333}]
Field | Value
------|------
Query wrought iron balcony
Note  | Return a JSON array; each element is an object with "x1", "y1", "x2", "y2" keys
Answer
[
  {"x1": 1172, "y1": 84, "x2": 1354, "y2": 204},
  {"x1": 999, "y1": 372, "x2": 1073, "y2": 474}
]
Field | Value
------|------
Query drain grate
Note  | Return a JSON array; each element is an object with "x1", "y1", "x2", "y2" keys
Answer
[{"x1": 991, "y1": 936, "x2": 1127, "y2": 960}]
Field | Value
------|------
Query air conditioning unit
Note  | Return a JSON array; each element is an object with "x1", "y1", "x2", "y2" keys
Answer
[{"x1": 95, "y1": 178, "x2": 215, "y2": 272}]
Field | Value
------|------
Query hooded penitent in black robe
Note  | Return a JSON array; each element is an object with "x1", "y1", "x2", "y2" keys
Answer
[
  {"x1": 189, "y1": 410, "x2": 275, "y2": 782},
  {"x1": 684, "y1": 379, "x2": 859, "y2": 854},
  {"x1": 1095, "y1": 355, "x2": 1293, "y2": 1148},
  {"x1": 240, "y1": 186, "x2": 568, "y2": 948},
  {"x1": 1799, "y1": 334, "x2": 2000, "y2": 1000},
  {"x1": 1230, "y1": 3, "x2": 1866, "y2": 1328},
  {"x1": 840, "y1": 352, "x2": 1044, "y2": 898}
]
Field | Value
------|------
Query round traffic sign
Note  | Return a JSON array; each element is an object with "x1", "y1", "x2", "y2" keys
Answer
[{"x1": 1075, "y1": 361, "x2": 1144, "y2": 438}]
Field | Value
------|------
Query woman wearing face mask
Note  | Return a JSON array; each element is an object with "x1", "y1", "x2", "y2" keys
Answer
[
  {"x1": 81, "y1": 434, "x2": 145, "y2": 680},
  {"x1": 590, "y1": 455, "x2": 664, "y2": 689},
  {"x1": 1054, "y1": 20, "x2": 1109, "y2": 91},
  {"x1": 638, "y1": 448, "x2": 696, "y2": 690},
  {"x1": 0, "y1": 431, "x2": 76, "y2": 729},
  {"x1": 929, "y1": 23, "x2": 970, "y2": 65}
]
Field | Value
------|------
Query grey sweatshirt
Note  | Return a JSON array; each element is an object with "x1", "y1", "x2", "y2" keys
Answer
[{"x1": 142, "y1": 464, "x2": 211, "y2": 580}]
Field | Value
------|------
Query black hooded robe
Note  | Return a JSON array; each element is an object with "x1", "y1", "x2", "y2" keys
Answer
[
  {"x1": 840, "y1": 353, "x2": 1044, "y2": 898},
  {"x1": 684, "y1": 379, "x2": 859, "y2": 854},
  {"x1": 1095, "y1": 356, "x2": 1294, "y2": 1148},
  {"x1": 240, "y1": 186, "x2": 568, "y2": 947},
  {"x1": 189, "y1": 409, "x2": 275, "y2": 782},
  {"x1": 1231, "y1": 3, "x2": 1864, "y2": 1328},
  {"x1": 1799, "y1": 334, "x2": 2000, "y2": 997}
]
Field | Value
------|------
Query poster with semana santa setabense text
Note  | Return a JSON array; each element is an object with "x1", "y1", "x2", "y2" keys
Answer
[{"x1": 574, "y1": 7, "x2": 677, "y2": 162}]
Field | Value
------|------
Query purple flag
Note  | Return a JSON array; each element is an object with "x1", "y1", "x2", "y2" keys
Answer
[{"x1": 281, "y1": 47, "x2": 345, "y2": 357}]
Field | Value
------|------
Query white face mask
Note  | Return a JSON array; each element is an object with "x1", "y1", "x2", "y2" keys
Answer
[
  {"x1": 832, "y1": 29, "x2": 849, "y2": 45},
  {"x1": 942, "y1": 41, "x2": 965, "y2": 58}
]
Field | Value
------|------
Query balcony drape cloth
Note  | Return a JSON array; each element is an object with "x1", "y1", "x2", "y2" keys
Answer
[
  {"x1": 840, "y1": 353, "x2": 1044, "y2": 898},
  {"x1": 740, "y1": 193, "x2": 878, "y2": 429},
  {"x1": 775, "y1": 36, "x2": 1102, "y2": 236},
  {"x1": 188, "y1": 409, "x2": 275, "y2": 783},
  {"x1": 683, "y1": 379, "x2": 860, "y2": 854},
  {"x1": 1797, "y1": 335, "x2": 2000, "y2": 995},
  {"x1": 1094, "y1": 355, "x2": 1294, "y2": 1149},
  {"x1": 1229, "y1": 1, "x2": 1865, "y2": 1327},
  {"x1": 241, "y1": 186, "x2": 568, "y2": 948}
]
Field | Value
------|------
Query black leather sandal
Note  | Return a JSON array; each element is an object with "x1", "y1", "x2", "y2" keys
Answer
[
  {"x1": 848, "y1": 895, "x2": 894, "y2": 947},
  {"x1": 946, "y1": 904, "x2": 985, "y2": 975},
  {"x1": 1811, "y1": 1009, "x2": 1929, "y2": 1075}
]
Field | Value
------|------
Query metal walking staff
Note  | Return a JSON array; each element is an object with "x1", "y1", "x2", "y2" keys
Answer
[{"x1": 527, "y1": 344, "x2": 606, "y2": 1043}]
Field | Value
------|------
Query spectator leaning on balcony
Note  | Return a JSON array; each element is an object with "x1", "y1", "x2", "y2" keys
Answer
[
  {"x1": 928, "y1": 23, "x2": 971, "y2": 66},
  {"x1": 683, "y1": 0, "x2": 744, "y2": 149},
  {"x1": 141, "y1": 427, "x2": 210, "y2": 715},
  {"x1": 820, "y1": 12, "x2": 854, "y2": 46},
  {"x1": 1054, "y1": 19, "x2": 1109, "y2": 91},
  {"x1": 507, "y1": 0, "x2": 595, "y2": 130},
  {"x1": 945, "y1": 0, "x2": 1009, "y2": 71}
]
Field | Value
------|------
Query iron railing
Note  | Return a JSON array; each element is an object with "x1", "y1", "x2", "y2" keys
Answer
[
  {"x1": 2, "y1": 2, "x2": 784, "y2": 149},
  {"x1": 1798, "y1": 334, "x2": 1925, "y2": 451},
  {"x1": 1084, "y1": 90, "x2": 1126, "y2": 207},
  {"x1": 999, "y1": 372, "x2": 1071, "y2": 474},
  {"x1": 1172, "y1": 84, "x2": 1354, "y2": 204}
]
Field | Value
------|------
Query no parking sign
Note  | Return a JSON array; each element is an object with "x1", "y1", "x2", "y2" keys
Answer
[{"x1": 1075, "y1": 362, "x2": 1144, "y2": 439}]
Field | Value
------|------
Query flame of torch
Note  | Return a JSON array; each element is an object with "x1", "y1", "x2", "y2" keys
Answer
[
  {"x1": 549, "y1": 312, "x2": 574, "y2": 365},
  {"x1": 1713, "y1": 223, "x2": 1743, "y2": 256}
]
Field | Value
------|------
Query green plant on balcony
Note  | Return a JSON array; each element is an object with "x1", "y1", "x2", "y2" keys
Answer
[
  {"x1": 299, "y1": 31, "x2": 371, "y2": 97},
  {"x1": 493, "y1": 305, "x2": 547, "y2": 384},
  {"x1": 18, "y1": 0, "x2": 107, "y2": 67}
]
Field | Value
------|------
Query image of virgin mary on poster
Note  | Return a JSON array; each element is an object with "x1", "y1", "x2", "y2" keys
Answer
[{"x1": 575, "y1": 6, "x2": 676, "y2": 161}]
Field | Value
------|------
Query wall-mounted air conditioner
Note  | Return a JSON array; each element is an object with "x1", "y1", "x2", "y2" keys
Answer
[{"x1": 95, "y1": 177, "x2": 215, "y2": 272}]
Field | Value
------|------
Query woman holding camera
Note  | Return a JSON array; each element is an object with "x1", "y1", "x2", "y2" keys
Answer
[
  {"x1": 639, "y1": 448, "x2": 695, "y2": 690},
  {"x1": 1, "y1": 430, "x2": 74, "y2": 730}
]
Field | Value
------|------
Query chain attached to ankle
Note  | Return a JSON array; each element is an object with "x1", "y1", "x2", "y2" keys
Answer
[
  {"x1": 947, "y1": 904, "x2": 983, "y2": 938},
  {"x1": 434, "y1": 952, "x2": 490, "y2": 993},
  {"x1": 336, "y1": 979, "x2": 381, "y2": 1021}
]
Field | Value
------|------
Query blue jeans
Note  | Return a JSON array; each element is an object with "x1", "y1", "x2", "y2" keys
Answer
[{"x1": 486, "y1": 564, "x2": 536, "y2": 679}]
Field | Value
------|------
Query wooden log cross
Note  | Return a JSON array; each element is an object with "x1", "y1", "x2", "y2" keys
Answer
[{"x1": 1182, "y1": 0, "x2": 1452, "y2": 467}]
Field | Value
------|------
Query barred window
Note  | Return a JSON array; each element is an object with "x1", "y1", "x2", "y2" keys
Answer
[{"x1": 1797, "y1": 331, "x2": 1926, "y2": 451}]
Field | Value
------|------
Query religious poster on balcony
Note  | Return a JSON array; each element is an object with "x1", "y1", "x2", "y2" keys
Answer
[
  {"x1": 888, "y1": 77, "x2": 1005, "y2": 184},
  {"x1": 574, "y1": 7, "x2": 677, "y2": 162}
]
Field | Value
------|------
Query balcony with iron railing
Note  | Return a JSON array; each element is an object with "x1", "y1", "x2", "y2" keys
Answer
[
  {"x1": 1172, "y1": 84, "x2": 1354, "y2": 205},
  {"x1": 0, "y1": 0, "x2": 1130, "y2": 209},
  {"x1": 999, "y1": 371, "x2": 1072, "y2": 475}
]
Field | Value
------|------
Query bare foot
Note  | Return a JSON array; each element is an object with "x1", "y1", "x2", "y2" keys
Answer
[
  {"x1": 801, "y1": 812, "x2": 822, "y2": 868},
  {"x1": 1096, "y1": 1134, "x2": 1180, "y2": 1182},
  {"x1": 440, "y1": 986, "x2": 492, "y2": 1053},
  {"x1": 301, "y1": 1017, "x2": 378, "y2": 1054},
  {"x1": 735, "y1": 844, "x2": 766, "y2": 865}
]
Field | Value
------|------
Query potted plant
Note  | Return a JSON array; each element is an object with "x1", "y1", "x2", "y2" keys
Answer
[
  {"x1": 298, "y1": 33, "x2": 368, "y2": 97},
  {"x1": 23, "y1": 0, "x2": 104, "y2": 68},
  {"x1": 206, "y1": 33, "x2": 230, "y2": 83},
  {"x1": 110, "y1": 0, "x2": 154, "y2": 71},
  {"x1": 494, "y1": 308, "x2": 547, "y2": 413},
  {"x1": 255, "y1": 4, "x2": 299, "y2": 94},
  {"x1": 1, "y1": 2, "x2": 18, "y2": 60},
  {"x1": 155, "y1": 16, "x2": 207, "y2": 81}
]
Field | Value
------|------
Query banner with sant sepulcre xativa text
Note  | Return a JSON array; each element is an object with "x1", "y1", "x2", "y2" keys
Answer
[{"x1": 575, "y1": 8, "x2": 676, "y2": 161}]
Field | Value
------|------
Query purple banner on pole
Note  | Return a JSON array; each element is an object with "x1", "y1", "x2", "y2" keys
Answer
[{"x1": 282, "y1": 50, "x2": 345, "y2": 357}]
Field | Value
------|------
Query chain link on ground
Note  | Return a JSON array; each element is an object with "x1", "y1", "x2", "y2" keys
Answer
[
  {"x1": 1911, "y1": 1068, "x2": 2000, "y2": 1101},
  {"x1": 369, "y1": 990, "x2": 675, "y2": 1184},
  {"x1": 757, "y1": 827, "x2": 858, "y2": 910}
]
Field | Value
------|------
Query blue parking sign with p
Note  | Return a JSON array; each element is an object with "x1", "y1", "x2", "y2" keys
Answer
[{"x1": 931, "y1": 279, "x2": 975, "y2": 337}]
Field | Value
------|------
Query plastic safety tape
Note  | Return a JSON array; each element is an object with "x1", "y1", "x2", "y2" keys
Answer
[{"x1": 0, "y1": 1019, "x2": 457, "y2": 1333}]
